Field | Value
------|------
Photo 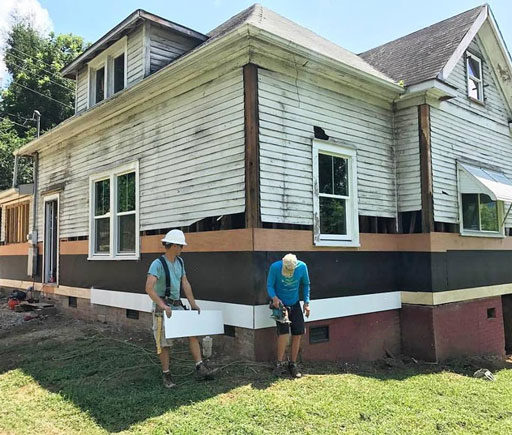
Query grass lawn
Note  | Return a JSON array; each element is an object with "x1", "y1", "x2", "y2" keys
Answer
[{"x1": 1, "y1": 316, "x2": 512, "y2": 434}]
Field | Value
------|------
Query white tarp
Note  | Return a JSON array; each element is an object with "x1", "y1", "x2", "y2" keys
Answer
[
  {"x1": 164, "y1": 310, "x2": 224, "y2": 339},
  {"x1": 459, "y1": 162, "x2": 512, "y2": 202}
]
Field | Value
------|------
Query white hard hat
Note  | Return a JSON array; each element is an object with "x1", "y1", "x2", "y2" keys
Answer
[{"x1": 161, "y1": 229, "x2": 187, "y2": 246}]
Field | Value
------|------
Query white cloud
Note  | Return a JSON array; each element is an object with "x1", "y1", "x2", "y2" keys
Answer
[{"x1": 0, "y1": 0, "x2": 53, "y2": 88}]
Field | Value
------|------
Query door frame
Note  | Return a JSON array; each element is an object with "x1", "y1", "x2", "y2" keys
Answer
[{"x1": 43, "y1": 193, "x2": 59, "y2": 285}]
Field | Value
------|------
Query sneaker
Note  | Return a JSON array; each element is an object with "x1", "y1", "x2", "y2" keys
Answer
[
  {"x1": 288, "y1": 362, "x2": 302, "y2": 379},
  {"x1": 162, "y1": 372, "x2": 176, "y2": 389},
  {"x1": 272, "y1": 361, "x2": 289, "y2": 377},
  {"x1": 196, "y1": 362, "x2": 215, "y2": 380}
]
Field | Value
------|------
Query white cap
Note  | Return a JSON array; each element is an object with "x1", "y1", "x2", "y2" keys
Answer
[
  {"x1": 161, "y1": 229, "x2": 187, "y2": 246},
  {"x1": 282, "y1": 253, "x2": 297, "y2": 277}
]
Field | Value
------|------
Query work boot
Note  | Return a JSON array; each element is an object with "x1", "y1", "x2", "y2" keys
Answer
[
  {"x1": 196, "y1": 361, "x2": 214, "y2": 380},
  {"x1": 272, "y1": 361, "x2": 288, "y2": 377},
  {"x1": 162, "y1": 372, "x2": 176, "y2": 389},
  {"x1": 288, "y1": 362, "x2": 302, "y2": 379}
]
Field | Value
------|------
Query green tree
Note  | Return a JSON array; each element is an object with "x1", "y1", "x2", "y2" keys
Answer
[
  {"x1": 1, "y1": 21, "x2": 87, "y2": 135},
  {"x1": 0, "y1": 119, "x2": 33, "y2": 190}
]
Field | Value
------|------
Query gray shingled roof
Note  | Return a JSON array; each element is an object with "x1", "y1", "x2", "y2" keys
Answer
[
  {"x1": 360, "y1": 5, "x2": 485, "y2": 86},
  {"x1": 207, "y1": 4, "x2": 395, "y2": 83}
]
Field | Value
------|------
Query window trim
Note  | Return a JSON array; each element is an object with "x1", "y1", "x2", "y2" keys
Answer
[
  {"x1": 312, "y1": 139, "x2": 359, "y2": 247},
  {"x1": 42, "y1": 193, "x2": 60, "y2": 285},
  {"x1": 88, "y1": 161, "x2": 140, "y2": 260},
  {"x1": 466, "y1": 52, "x2": 484, "y2": 103},
  {"x1": 87, "y1": 36, "x2": 127, "y2": 108}
]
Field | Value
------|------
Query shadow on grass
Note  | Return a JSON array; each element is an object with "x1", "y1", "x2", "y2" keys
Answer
[
  {"x1": 1, "y1": 316, "x2": 511, "y2": 432},
  {"x1": 0, "y1": 319, "x2": 278, "y2": 432}
]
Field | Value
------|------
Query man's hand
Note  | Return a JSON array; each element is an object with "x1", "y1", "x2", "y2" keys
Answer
[
  {"x1": 190, "y1": 303, "x2": 201, "y2": 314},
  {"x1": 303, "y1": 303, "x2": 310, "y2": 318},
  {"x1": 164, "y1": 305, "x2": 172, "y2": 318},
  {"x1": 272, "y1": 296, "x2": 282, "y2": 308}
]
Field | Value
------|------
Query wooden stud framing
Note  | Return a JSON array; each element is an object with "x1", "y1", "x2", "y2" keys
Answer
[
  {"x1": 243, "y1": 63, "x2": 261, "y2": 229},
  {"x1": 418, "y1": 104, "x2": 434, "y2": 233}
]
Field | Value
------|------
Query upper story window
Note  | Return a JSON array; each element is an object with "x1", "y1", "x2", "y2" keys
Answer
[
  {"x1": 88, "y1": 37, "x2": 127, "y2": 108},
  {"x1": 89, "y1": 161, "x2": 139, "y2": 260},
  {"x1": 466, "y1": 52, "x2": 483, "y2": 103},
  {"x1": 312, "y1": 140, "x2": 359, "y2": 247}
]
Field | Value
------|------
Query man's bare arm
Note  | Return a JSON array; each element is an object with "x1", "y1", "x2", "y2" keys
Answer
[
  {"x1": 145, "y1": 275, "x2": 171, "y2": 317},
  {"x1": 181, "y1": 275, "x2": 200, "y2": 313}
]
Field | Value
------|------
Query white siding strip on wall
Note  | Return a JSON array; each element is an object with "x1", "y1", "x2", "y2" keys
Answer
[
  {"x1": 127, "y1": 26, "x2": 144, "y2": 86},
  {"x1": 37, "y1": 70, "x2": 245, "y2": 239},
  {"x1": 258, "y1": 69, "x2": 395, "y2": 224},
  {"x1": 75, "y1": 66, "x2": 88, "y2": 114}
]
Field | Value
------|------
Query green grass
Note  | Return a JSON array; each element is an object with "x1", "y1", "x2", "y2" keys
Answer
[{"x1": 2, "y1": 321, "x2": 512, "y2": 434}]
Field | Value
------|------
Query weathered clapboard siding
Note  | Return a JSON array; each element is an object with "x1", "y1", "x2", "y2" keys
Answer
[
  {"x1": 444, "y1": 38, "x2": 510, "y2": 125},
  {"x1": 75, "y1": 66, "x2": 88, "y2": 114},
  {"x1": 258, "y1": 69, "x2": 395, "y2": 224},
  {"x1": 149, "y1": 24, "x2": 199, "y2": 74},
  {"x1": 127, "y1": 25, "x2": 144, "y2": 86},
  {"x1": 394, "y1": 106, "x2": 421, "y2": 212},
  {"x1": 430, "y1": 36, "x2": 512, "y2": 226},
  {"x1": 36, "y1": 70, "x2": 245, "y2": 240}
]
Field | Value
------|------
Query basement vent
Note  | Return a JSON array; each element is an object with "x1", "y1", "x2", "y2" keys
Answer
[
  {"x1": 224, "y1": 325, "x2": 236, "y2": 337},
  {"x1": 126, "y1": 309, "x2": 139, "y2": 320},
  {"x1": 487, "y1": 308, "x2": 496, "y2": 319},
  {"x1": 68, "y1": 296, "x2": 77, "y2": 308},
  {"x1": 309, "y1": 325, "x2": 329, "y2": 344}
]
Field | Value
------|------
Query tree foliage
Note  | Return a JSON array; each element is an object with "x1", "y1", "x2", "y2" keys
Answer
[{"x1": 0, "y1": 119, "x2": 33, "y2": 190}]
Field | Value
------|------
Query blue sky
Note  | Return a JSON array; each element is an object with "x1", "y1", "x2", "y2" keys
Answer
[{"x1": 39, "y1": 0, "x2": 511, "y2": 54}]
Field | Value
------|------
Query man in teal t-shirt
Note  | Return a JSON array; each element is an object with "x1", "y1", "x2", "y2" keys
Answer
[
  {"x1": 145, "y1": 229, "x2": 213, "y2": 388},
  {"x1": 267, "y1": 253, "x2": 311, "y2": 378}
]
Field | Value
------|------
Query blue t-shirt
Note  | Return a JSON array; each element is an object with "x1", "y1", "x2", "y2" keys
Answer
[
  {"x1": 147, "y1": 256, "x2": 186, "y2": 300},
  {"x1": 267, "y1": 260, "x2": 310, "y2": 306}
]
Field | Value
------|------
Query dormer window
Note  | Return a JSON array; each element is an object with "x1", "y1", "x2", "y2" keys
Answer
[
  {"x1": 466, "y1": 52, "x2": 483, "y2": 102},
  {"x1": 88, "y1": 37, "x2": 127, "y2": 108}
]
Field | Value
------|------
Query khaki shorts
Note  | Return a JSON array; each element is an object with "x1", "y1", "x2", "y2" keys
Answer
[{"x1": 152, "y1": 305, "x2": 185, "y2": 349}]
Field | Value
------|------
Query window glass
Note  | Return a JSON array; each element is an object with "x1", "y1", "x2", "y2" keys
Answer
[
  {"x1": 118, "y1": 214, "x2": 135, "y2": 252},
  {"x1": 95, "y1": 218, "x2": 110, "y2": 253},
  {"x1": 462, "y1": 194, "x2": 479, "y2": 230},
  {"x1": 320, "y1": 196, "x2": 347, "y2": 235},
  {"x1": 468, "y1": 78, "x2": 480, "y2": 100},
  {"x1": 479, "y1": 194, "x2": 498, "y2": 231},
  {"x1": 95, "y1": 179, "x2": 110, "y2": 216},
  {"x1": 318, "y1": 153, "x2": 333, "y2": 194},
  {"x1": 117, "y1": 172, "x2": 135, "y2": 212},
  {"x1": 468, "y1": 57, "x2": 481, "y2": 79},
  {"x1": 114, "y1": 54, "x2": 125, "y2": 94},
  {"x1": 95, "y1": 67, "x2": 105, "y2": 103},
  {"x1": 333, "y1": 156, "x2": 348, "y2": 196}
]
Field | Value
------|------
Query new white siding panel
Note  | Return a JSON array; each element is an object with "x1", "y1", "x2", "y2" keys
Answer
[
  {"x1": 395, "y1": 106, "x2": 421, "y2": 212},
  {"x1": 149, "y1": 24, "x2": 199, "y2": 74},
  {"x1": 431, "y1": 38, "x2": 512, "y2": 225},
  {"x1": 127, "y1": 26, "x2": 144, "y2": 86},
  {"x1": 258, "y1": 69, "x2": 396, "y2": 225},
  {"x1": 36, "y1": 70, "x2": 245, "y2": 240},
  {"x1": 75, "y1": 66, "x2": 88, "y2": 114}
]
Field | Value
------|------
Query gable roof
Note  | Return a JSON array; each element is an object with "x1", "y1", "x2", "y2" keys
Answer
[
  {"x1": 360, "y1": 5, "x2": 486, "y2": 86},
  {"x1": 206, "y1": 4, "x2": 395, "y2": 84}
]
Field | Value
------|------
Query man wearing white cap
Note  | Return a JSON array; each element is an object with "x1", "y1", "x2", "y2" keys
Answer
[
  {"x1": 145, "y1": 229, "x2": 213, "y2": 388},
  {"x1": 267, "y1": 253, "x2": 310, "y2": 378}
]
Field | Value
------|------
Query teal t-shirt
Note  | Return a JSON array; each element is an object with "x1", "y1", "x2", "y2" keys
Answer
[{"x1": 148, "y1": 256, "x2": 186, "y2": 300}]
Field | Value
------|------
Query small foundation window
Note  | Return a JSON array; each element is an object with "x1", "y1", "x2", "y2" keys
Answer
[
  {"x1": 487, "y1": 308, "x2": 496, "y2": 319},
  {"x1": 68, "y1": 296, "x2": 77, "y2": 308},
  {"x1": 224, "y1": 325, "x2": 236, "y2": 337},
  {"x1": 126, "y1": 309, "x2": 139, "y2": 320},
  {"x1": 309, "y1": 325, "x2": 329, "y2": 344}
]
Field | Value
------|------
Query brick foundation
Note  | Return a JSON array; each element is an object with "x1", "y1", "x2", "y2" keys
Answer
[{"x1": 401, "y1": 297, "x2": 505, "y2": 361}]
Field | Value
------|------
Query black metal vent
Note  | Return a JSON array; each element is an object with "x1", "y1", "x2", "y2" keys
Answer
[{"x1": 309, "y1": 325, "x2": 329, "y2": 344}]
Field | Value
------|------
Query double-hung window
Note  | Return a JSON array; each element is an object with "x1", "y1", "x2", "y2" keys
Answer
[
  {"x1": 88, "y1": 37, "x2": 127, "y2": 108},
  {"x1": 466, "y1": 52, "x2": 483, "y2": 102},
  {"x1": 312, "y1": 140, "x2": 359, "y2": 246},
  {"x1": 89, "y1": 162, "x2": 139, "y2": 259}
]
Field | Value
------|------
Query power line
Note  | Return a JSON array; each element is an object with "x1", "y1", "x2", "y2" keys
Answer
[
  {"x1": 10, "y1": 59, "x2": 73, "y2": 92},
  {"x1": 6, "y1": 50, "x2": 73, "y2": 83},
  {"x1": 10, "y1": 81, "x2": 74, "y2": 110},
  {"x1": 0, "y1": 117, "x2": 32, "y2": 129},
  {"x1": 0, "y1": 111, "x2": 32, "y2": 122},
  {"x1": 10, "y1": 46, "x2": 75, "y2": 77}
]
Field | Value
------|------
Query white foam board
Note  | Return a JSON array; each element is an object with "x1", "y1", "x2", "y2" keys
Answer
[{"x1": 164, "y1": 310, "x2": 224, "y2": 339}]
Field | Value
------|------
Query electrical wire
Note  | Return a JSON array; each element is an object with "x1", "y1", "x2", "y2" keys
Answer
[
  {"x1": 0, "y1": 116, "x2": 32, "y2": 129},
  {"x1": 10, "y1": 81, "x2": 74, "y2": 109},
  {"x1": 5, "y1": 49, "x2": 74, "y2": 83},
  {"x1": 9, "y1": 59, "x2": 73, "y2": 92},
  {"x1": 0, "y1": 111, "x2": 32, "y2": 122},
  {"x1": 9, "y1": 46, "x2": 74, "y2": 79}
]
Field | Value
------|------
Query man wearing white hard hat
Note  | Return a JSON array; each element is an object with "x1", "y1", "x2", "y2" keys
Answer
[
  {"x1": 145, "y1": 229, "x2": 213, "y2": 388},
  {"x1": 267, "y1": 253, "x2": 310, "y2": 378}
]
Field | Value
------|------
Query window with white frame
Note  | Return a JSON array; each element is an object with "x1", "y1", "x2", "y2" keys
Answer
[
  {"x1": 466, "y1": 52, "x2": 483, "y2": 102},
  {"x1": 88, "y1": 37, "x2": 127, "y2": 108},
  {"x1": 312, "y1": 140, "x2": 359, "y2": 246},
  {"x1": 89, "y1": 162, "x2": 139, "y2": 259},
  {"x1": 461, "y1": 193, "x2": 501, "y2": 233}
]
